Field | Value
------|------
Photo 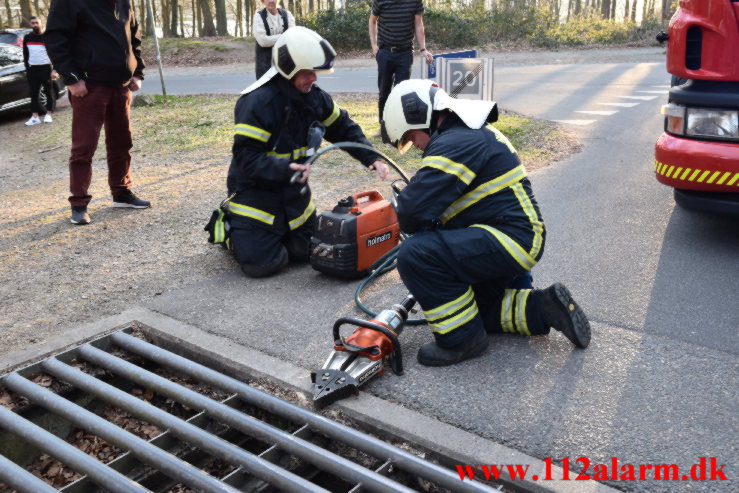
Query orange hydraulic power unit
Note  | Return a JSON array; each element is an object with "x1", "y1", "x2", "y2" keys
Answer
[
  {"x1": 310, "y1": 191, "x2": 400, "y2": 278},
  {"x1": 655, "y1": 0, "x2": 739, "y2": 214}
]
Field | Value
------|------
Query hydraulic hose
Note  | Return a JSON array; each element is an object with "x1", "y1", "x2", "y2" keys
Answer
[{"x1": 296, "y1": 142, "x2": 426, "y2": 325}]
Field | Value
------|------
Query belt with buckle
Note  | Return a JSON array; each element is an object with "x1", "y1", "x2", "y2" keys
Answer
[{"x1": 380, "y1": 45, "x2": 412, "y2": 53}]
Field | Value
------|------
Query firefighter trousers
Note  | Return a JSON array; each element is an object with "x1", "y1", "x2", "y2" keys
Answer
[
  {"x1": 230, "y1": 213, "x2": 316, "y2": 278},
  {"x1": 396, "y1": 227, "x2": 550, "y2": 347}
]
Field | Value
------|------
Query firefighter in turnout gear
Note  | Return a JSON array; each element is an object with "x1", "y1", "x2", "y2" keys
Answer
[
  {"x1": 383, "y1": 79, "x2": 591, "y2": 366},
  {"x1": 227, "y1": 27, "x2": 388, "y2": 278}
]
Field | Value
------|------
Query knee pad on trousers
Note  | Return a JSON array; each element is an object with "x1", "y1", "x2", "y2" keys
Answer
[{"x1": 240, "y1": 247, "x2": 289, "y2": 278}]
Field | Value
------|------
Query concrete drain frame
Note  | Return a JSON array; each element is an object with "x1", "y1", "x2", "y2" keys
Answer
[{"x1": 0, "y1": 323, "x2": 502, "y2": 493}]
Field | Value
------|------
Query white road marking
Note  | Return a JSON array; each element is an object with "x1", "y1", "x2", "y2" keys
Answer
[
  {"x1": 618, "y1": 95, "x2": 659, "y2": 100},
  {"x1": 554, "y1": 119, "x2": 596, "y2": 126},
  {"x1": 599, "y1": 102, "x2": 640, "y2": 107},
  {"x1": 653, "y1": 85, "x2": 671, "y2": 88},
  {"x1": 637, "y1": 90, "x2": 669, "y2": 94},
  {"x1": 575, "y1": 110, "x2": 618, "y2": 116}
]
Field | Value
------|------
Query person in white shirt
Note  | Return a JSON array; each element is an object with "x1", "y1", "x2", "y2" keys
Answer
[
  {"x1": 253, "y1": 0, "x2": 295, "y2": 78},
  {"x1": 22, "y1": 16, "x2": 58, "y2": 126}
]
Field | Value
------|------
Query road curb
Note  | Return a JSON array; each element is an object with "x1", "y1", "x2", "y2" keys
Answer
[{"x1": 1, "y1": 308, "x2": 619, "y2": 493}]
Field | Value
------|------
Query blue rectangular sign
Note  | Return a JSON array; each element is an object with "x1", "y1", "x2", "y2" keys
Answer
[{"x1": 427, "y1": 50, "x2": 477, "y2": 78}]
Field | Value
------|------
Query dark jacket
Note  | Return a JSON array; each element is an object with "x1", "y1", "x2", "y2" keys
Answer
[
  {"x1": 397, "y1": 114, "x2": 546, "y2": 259},
  {"x1": 45, "y1": 0, "x2": 144, "y2": 87},
  {"x1": 227, "y1": 77, "x2": 377, "y2": 234}
]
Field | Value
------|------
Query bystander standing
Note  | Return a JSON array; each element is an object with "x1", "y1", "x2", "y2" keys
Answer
[
  {"x1": 22, "y1": 16, "x2": 57, "y2": 126},
  {"x1": 369, "y1": 0, "x2": 434, "y2": 143},
  {"x1": 253, "y1": 0, "x2": 295, "y2": 79},
  {"x1": 45, "y1": 0, "x2": 150, "y2": 226}
]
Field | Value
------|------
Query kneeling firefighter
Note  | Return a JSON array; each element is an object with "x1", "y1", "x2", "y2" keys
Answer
[
  {"x1": 383, "y1": 79, "x2": 591, "y2": 367},
  {"x1": 225, "y1": 26, "x2": 388, "y2": 277}
]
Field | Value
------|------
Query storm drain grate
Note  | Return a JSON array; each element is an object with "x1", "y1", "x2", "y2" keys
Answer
[{"x1": 0, "y1": 328, "x2": 500, "y2": 493}]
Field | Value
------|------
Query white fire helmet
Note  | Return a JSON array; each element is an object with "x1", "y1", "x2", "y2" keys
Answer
[
  {"x1": 272, "y1": 26, "x2": 336, "y2": 79},
  {"x1": 383, "y1": 79, "x2": 498, "y2": 152}
]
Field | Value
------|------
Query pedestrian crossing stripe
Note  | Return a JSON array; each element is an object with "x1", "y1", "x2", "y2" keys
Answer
[
  {"x1": 618, "y1": 95, "x2": 659, "y2": 101},
  {"x1": 654, "y1": 158, "x2": 739, "y2": 186},
  {"x1": 553, "y1": 119, "x2": 596, "y2": 126},
  {"x1": 599, "y1": 102, "x2": 639, "y2": 107}
]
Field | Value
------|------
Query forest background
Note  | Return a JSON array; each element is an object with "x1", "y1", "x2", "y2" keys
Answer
[{"x1": 1, "y1": 0, "x2": 676, "y2": 51}]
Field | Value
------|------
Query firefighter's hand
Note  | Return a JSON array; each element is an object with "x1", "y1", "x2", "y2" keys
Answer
[
  {"x1": 369, "y1": 160, "x2": 388, "y2": 180},
  {"x1": 289, "y1": 162, "x2": 311, "y2": 183}
]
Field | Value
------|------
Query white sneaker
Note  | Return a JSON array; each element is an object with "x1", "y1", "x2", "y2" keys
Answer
[
  {"x1": 43, "y1": 114, "x2": 53, "y2": 123},
  {"x1": 25, "y1": 116, "x2": 41, "y2": 126}
]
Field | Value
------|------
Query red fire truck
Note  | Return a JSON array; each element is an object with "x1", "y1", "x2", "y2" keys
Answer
[{"x1": 654, "y1": 0, "x2": 739, "y2": 214}]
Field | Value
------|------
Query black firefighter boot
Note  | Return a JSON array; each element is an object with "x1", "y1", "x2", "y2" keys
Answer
[
  {"x1": 541, "y1": 283, "x2": 591, "y2": 348},
  {"x1": 417, "y1": 325, "x2": 489, "y2": 367}
]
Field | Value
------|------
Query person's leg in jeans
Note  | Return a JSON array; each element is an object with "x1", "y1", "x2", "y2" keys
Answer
[
  {"x1": 103, "y1": 87, "x2": 134, "y2": 199},
  {"x1": 25, "y1": 67, "x2": 43, "y2": 122},
  {"x1": 68, "y1": 84, "x2": 108, "y2": 207},
  {"x1": 392, "y1": 50, "x2": 413, "y2": 85},
  {"x1": 376, "y1": 48, "x2": 395, "y2": 142}
]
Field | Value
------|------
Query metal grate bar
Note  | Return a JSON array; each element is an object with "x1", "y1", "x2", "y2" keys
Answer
[
  {"x1": 0, "y1": 403, "x2": 147, "y2": 493},
  {"x1": 60, "y1": 394, "x2": 253, "y2": 493},
  {"x1": 39, "y1": 357, "x2": 327, "y2": 493},
  {"x1": 0, "y1": 448, "x2": 60, "y2": 493},
  {"x1": 112, "y1": 332, "x2": 498, "y2": 493},
  {"x1": 78, "y1": 343, "x2": 414, "y2": 493},
  {"x1": 220, "y1": 425, "x2": 315, "y2": 491},
  {"x1": 3, "y1": 371, "x2": 241, "y2": 493}
]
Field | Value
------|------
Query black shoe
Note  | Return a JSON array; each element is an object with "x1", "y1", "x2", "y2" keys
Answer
[
  {"x1": 70, "y1": 206, "x2": 90, "y2": 225},
  {"x1": 113, "y1": 191, "x2": 150, "y2": 209},
  {"x1": 417, "y1": 326, "x2": 489, "y2": 367},
  {"x1": 542, "y1": 283, "x2": 591, "y2": 348}
]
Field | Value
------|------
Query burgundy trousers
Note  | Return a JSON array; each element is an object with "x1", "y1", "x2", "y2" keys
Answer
[{"x1": 68, "y1": 84, "x2": 133, "y2": 207}]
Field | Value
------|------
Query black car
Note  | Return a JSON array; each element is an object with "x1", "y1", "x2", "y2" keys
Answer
[{"x1": 0, "y1": 43, "x2": 66, "y2": 114}]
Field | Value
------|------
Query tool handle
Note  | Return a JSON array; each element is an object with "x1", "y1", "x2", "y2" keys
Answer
[{"x1": 333, "y1": 318, "x2": 404, "y2": 375}]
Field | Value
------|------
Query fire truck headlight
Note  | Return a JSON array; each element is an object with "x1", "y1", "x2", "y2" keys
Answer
[
  {"x1": 685, "y1": 108, "x2": 739, "y2": 140},
  {"x1": 662, "y1": 103, "x2": 687, "y2": 135}
]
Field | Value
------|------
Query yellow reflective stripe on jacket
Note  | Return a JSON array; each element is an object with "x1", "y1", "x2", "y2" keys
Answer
[
  {"x1": 510, "y1": 182, "x2": 544, "y2": 261},
  {"x1": 234, "y1": 123, "x2": 272, "y2": 143},
  {"x1": 440, "y1": 165, "x2": 526, "y2": 224},
  {"x1": 288, "y1": 199, "x2": 316, "y2": 231},
  {"x1": 292, "y1": 147, "x2": 309, "y2": 160},
  {"x1": 424, "y1": 287, "x2": 474, "y2": 322},
  {"x1": 267, "y1": 150, "x2": 291, "y2": 158},
  {"x1": 322, "y1": 101, "x2": 341, "y2": 127},
  {"x1": 430, "y1": 301, "x2": 479, "y2": 335},
  {"x1": 500, "y1": 289, "x2": 515, "y2": 333},
  {"x1": 515, "y1": 289, "x2": 532, "y2": 336},
  {"x1": 471, "y1": 224, "x2": 538, "y2": 271},
  {"x1": 228, "y1": 201, "x2": 275, "y2": 225},
  {"x1": 422, "y1": 156, "x2": 477, "y2": 186}
]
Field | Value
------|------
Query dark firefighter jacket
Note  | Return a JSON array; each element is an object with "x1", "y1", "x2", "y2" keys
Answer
[
  {"x1": 45, "y1": 0, "x2": 144, "y2": 87},
  {"x1": 227, "y1": 77, "x2": 378, "y2": 234},
  {"x1": 396, "y1": 113, "x2": 546, "y2": 272}
]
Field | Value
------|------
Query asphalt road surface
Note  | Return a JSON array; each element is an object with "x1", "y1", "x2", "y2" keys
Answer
[{"x1": 145, "y1": 55, "x2": 738, "y2": 492}]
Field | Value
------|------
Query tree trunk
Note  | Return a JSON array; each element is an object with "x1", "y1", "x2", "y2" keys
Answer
[
  {"x1": 199, "y1": 0, "x2": 216, "y2": 36},
  {"x1": 161, "y1": 0, "x2": 171, "y2": 37},
  {"x1": 179, "y1": 4, "x2": 185, "y2": 36},
  {"x1": 600, "y1": 0, "x2": 610, "y2": 19},
  {"x1": 610, "y1": 0, "x2": 616, "y2": 19},
  {"x1": 19, "y1": 0, "x2": 32, "y2": 26},
  {"x1": 145, "y1": 0, "x2": 154, "y2": 36},
  {"x1": 214, "y1": 0, "x2": 227, "y2": 35},
  {"x1": 236, "y1": 0, "x2": 242, "y2": 37},
  {"x1": 170, "y1": 0, "x2": 179, "y2": 36},
  {"x1": 4, "y1": 0, "x2": 10, "y2": 28},
  {"x1": 192, "y1": 0, "x2": 197, "y2": 36}
]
